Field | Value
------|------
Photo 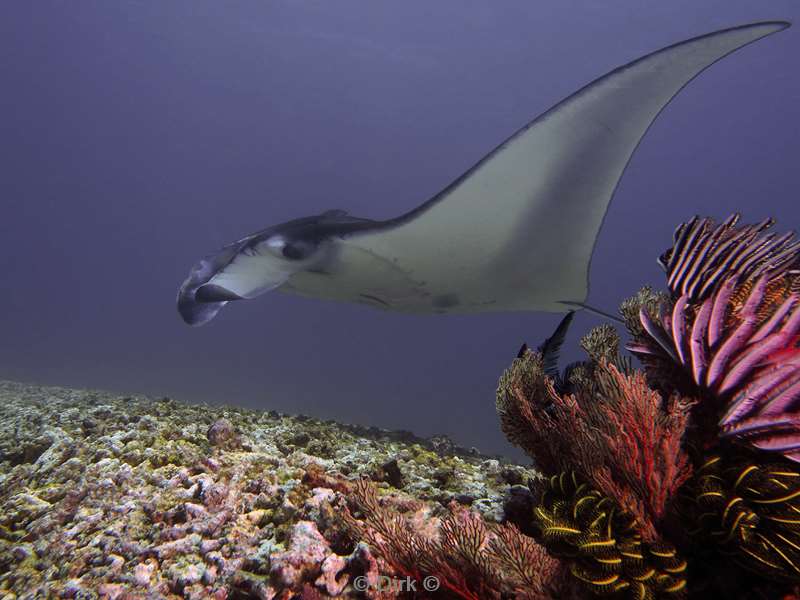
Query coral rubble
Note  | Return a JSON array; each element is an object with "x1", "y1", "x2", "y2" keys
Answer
[{"x1": 0, "y1": 380, "x2": 522, "y2": 598}]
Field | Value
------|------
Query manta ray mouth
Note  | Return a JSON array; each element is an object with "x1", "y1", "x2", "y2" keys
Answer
[
  {"x1": 196, "y1": 284, "x2": 243, "y2": 302},
  {"x1": 177, "y1": 287, "x2": 228, "y2": 327},
  {"x1": 177, "y1": 283, "x2": 244, "y2": 327}
]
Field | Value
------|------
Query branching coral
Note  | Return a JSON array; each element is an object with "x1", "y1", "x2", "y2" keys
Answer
[
  {"x1": 340, "y1": 479, "x2": 574, "y2": 600},
  {"x1": 497, "y1": 349, "x2": 692, "y2": 541}
]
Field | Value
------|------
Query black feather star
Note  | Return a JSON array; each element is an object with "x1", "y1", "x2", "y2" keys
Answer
[
  {"x1": 516, "y1": 311, "x2": 579, "y2": 400},
  {"x1": 537, "y1": 311, "x2": 575, "y2": 380}
]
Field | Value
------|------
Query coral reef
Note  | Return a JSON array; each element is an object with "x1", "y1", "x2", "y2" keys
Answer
[
  {"x1": 0, "y1": 380, "x2": 525, "y2": 598},
  {"x1": 493, "y1": 213, "x2": 800, "y2": 598},
  {"x1": 339, "y1": 478, "x2": 575, "y2": 600}
]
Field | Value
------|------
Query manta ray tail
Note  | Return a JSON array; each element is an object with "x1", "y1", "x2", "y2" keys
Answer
[{"x1": 560, "y1": 301, "x2": 624, "y2": 324}]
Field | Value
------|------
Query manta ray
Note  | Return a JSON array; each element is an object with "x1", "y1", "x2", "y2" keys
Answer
[{"x1": 178, "y1": 21, "x2": 790, "y2": 327}]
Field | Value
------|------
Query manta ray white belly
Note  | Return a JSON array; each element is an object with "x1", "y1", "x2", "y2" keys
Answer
[{"x1": 281, "y1": 238, "x2": 539, "y2": 313}]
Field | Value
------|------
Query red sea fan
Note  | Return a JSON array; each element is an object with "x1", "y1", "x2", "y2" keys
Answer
[
  {"x1": 341, "y1": 479, "x2": 573, "y2": 600},
  {"x1": 497, "y1": 349, "x2": 692, "y2": 541},
  {"x1": 628, "y1": 214, "x2": 800, "y2": 461},
  {"x1": 585, "y1": 365, "x2": 693, "y2": 533}
]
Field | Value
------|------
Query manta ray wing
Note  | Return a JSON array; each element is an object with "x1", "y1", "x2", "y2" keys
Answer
[{"x1": 334, "y1": 22, "x2": 789, "y2": 314}]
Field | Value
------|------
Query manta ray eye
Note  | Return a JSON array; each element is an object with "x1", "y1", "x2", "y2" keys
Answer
[{"x1": 264, "y1": 236, "x2": 316, "y2": 260}]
